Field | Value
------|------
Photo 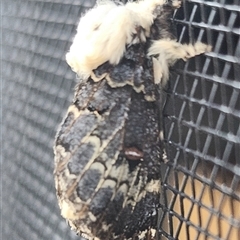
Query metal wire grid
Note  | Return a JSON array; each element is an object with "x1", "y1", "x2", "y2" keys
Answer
[
  {"x1": 2, "y1": 0, "x2": 90, "y2": 239},
  {"x1": 2, "y1": 0, "x2": 240, "y2": 240},
  {"x1": 159, "y1": 0, "x2": 240, "y2": 239}
]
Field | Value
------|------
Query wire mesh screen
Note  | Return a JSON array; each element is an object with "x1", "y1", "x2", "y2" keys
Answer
[
  {"x1": 2, "y1": 0, "x2": 240, "y2": 240},
  {"x1": 158, "y1": 0, "x2": 240, "y2": 239}
]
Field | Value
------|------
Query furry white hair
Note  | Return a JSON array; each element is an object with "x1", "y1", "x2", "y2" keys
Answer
[
  {"x1": 66, "y1": 0, "x2": 166, "y2": 79},
  {"x1": 66, "y1": 0, "x2": 211, "y2": 85},
  {"x1": 148, "y1": 40, "x2": 212, "y2": 86}
]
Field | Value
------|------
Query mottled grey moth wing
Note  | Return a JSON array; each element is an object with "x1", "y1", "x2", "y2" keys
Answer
[{"x1": 54, "y1": 42, "x2": 165, "y2": 239}]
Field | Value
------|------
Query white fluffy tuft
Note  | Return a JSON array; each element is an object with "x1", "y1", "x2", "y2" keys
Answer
[
  {"x1": 148, "y1": 39, "x2": 212, "y2": 85},
  {"x1": 66, "y1": 0, "x2": 166, "y2": 79}
]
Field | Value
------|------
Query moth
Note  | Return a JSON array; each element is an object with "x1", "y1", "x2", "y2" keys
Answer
[{"x1": 54, "y1": 0, "x2": 211, "y2": 239}]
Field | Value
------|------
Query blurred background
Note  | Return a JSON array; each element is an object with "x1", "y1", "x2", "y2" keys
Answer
[{"x1": 2, "y1": 0, "x2": 240, "y2": 239}]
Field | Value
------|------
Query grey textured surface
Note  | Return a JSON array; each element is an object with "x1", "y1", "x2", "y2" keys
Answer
[
  {"x1": 2, "y1": 0, "x2": 87, "y2": 239},
  {"x1": 2, "y1": 0, "x2": 240, "y2": 239}
]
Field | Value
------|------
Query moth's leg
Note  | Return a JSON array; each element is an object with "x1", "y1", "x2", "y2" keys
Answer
[
  {"x1": 148, "y1": 39, "x2": 211, "y2": 85},
  {"x1": 149, "y1": 39, "x2": 211, "y2": 62},
  {"x1": 152, "y1": 57, "x2": 168, "y2": 85},
  {"x1": 154, "y1": 0, "x2": 216, "y2": 65}
]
